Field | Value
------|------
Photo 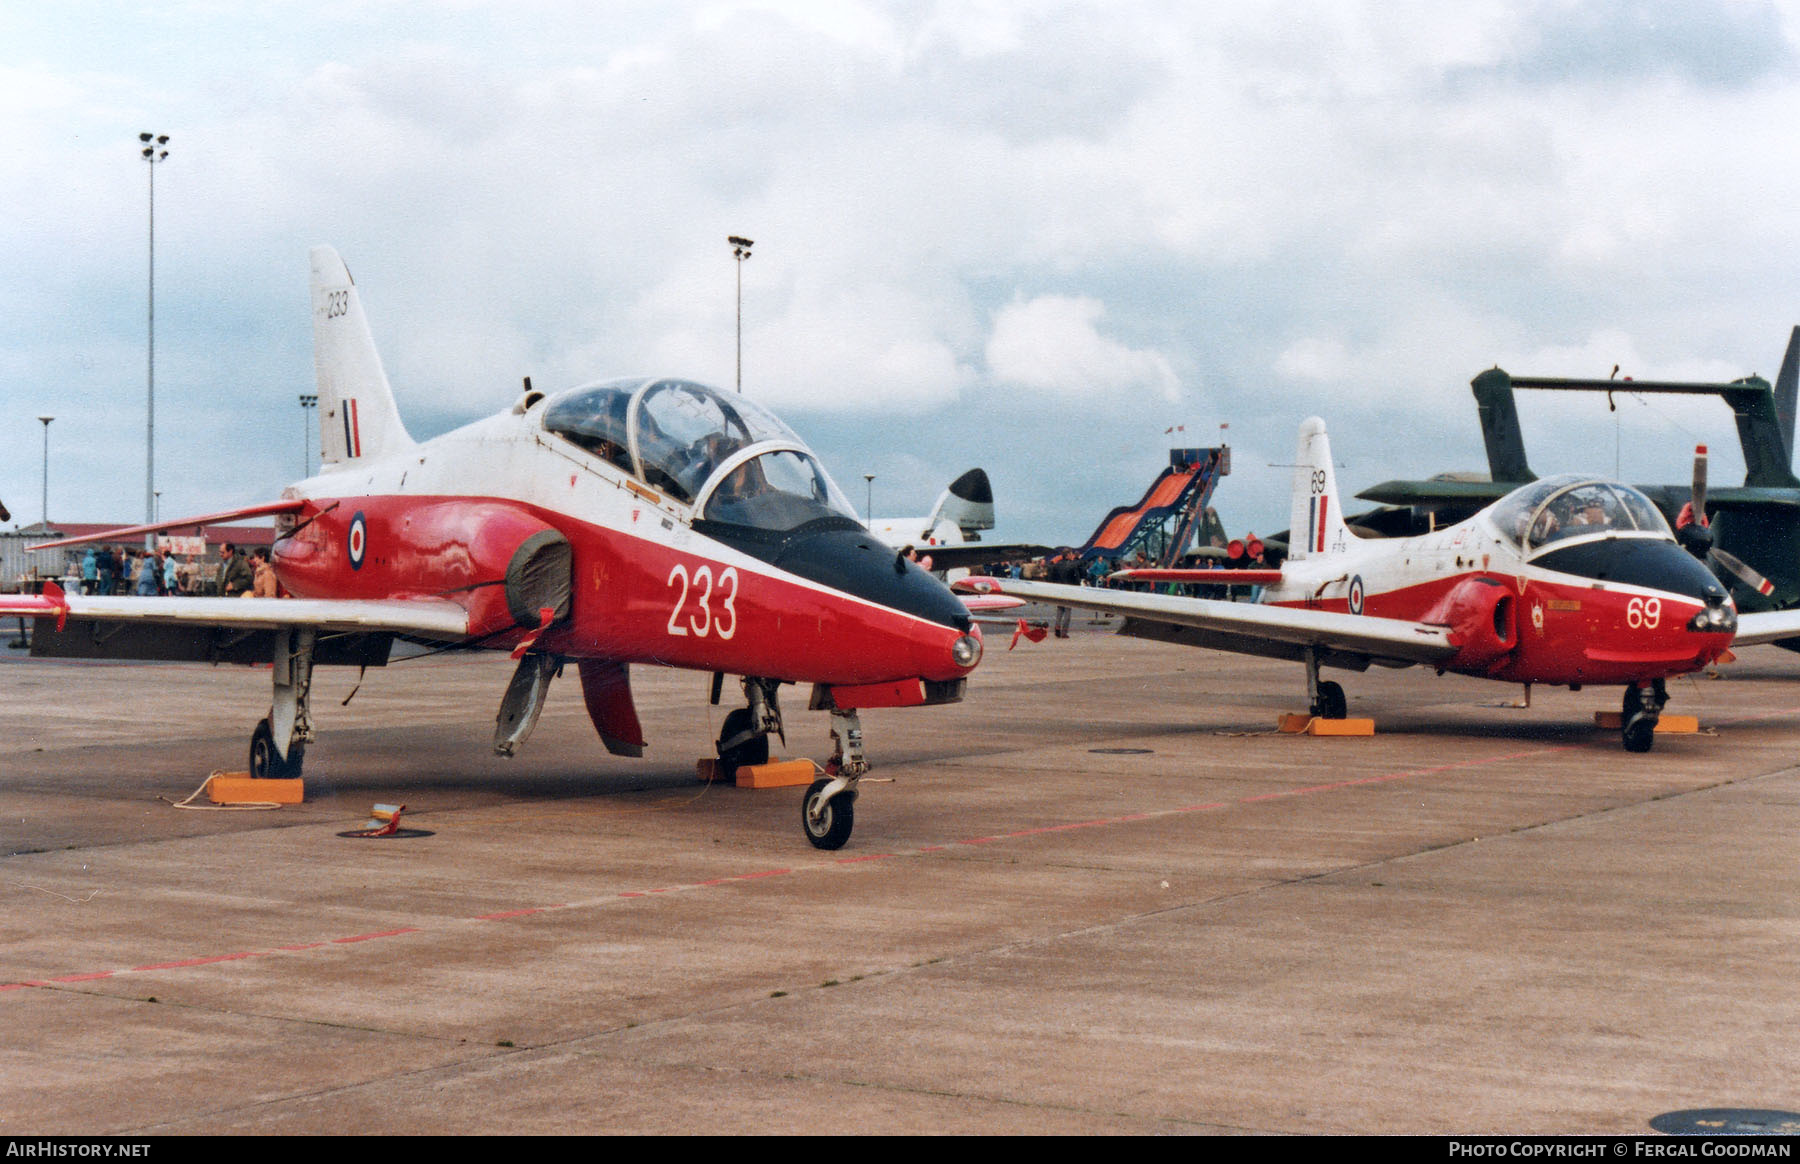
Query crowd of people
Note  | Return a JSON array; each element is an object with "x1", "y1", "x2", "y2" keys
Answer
[{"x1": 62, "y1": 542, "x2": 280, "y2": 598}]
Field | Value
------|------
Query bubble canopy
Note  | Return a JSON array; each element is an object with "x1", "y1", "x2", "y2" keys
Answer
[
  {"x1": 542, "y1": 378, "x2": 860, "y2": 532},
  {"x1": 1487, "y1": 474, "x2": 1674, "y2": 554}
]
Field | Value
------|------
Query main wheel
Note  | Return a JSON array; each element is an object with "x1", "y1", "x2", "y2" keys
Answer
[
  {"x1": 1622, "y1": 714, "x2": 1657, "y2": 753},
  {"x1": 715, "y1": 707, "x2": 768, "y2": 782},
  {"x1": 248, "y1": 717, "x2": 305, "y2": 779},
  {"x1": 1312, "y1": 680, "x2": 1347, "y2": 720},
  {"x1": 801, "y1": 777, "x2": 855, "y2": 850},
  {"x1": 1623, "y1": 684, "x2": 1644, "y2": 720}
]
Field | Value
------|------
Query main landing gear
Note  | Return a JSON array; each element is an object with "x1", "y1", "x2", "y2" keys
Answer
[
  {"x1": 1621, "y1": 679, "x2": 1666, "y2": 753},
  {"x1": 249, "y1": 628, "x2": 316, "y2": 779},
  {"x1": 1304, "y1": 647, "x2": 1347, "y2": 720},
  {"x1": 714, "y1": 677, "x2": 781, "y2": 782},
  {"x1": 712, "y1": 676, "x2": 866, "y2": 851}
]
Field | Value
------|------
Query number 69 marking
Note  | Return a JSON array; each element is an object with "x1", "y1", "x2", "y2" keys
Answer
[
  {"x1": 1626, "y1": 596, "x2": 1661, "y2": 630},
  {"x1": 667, "y1": 564, "x2": 738, "y2": 639}
]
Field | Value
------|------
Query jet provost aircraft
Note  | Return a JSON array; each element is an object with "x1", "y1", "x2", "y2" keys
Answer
[
  {"x1": 1359, "y1": 328, "x2": 1800, "y2": 618},
  {"x1": 957, "y1": 417, "x2": 1800, "y2": 751},
  {"x1": 6, "y1": 247, "x2": 990, "y2": 850}
]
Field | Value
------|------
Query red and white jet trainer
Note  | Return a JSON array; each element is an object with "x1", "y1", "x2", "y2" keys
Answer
[
  {"x1": 8, "y1": 246, "x2": 993, "y2": 849},
  {"x1": 957, "y1": 417, "x2": 1800, "y2": 751}
]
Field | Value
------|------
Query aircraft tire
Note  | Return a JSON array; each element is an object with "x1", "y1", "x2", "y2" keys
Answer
[
  {"x1": 801, "y1": 777, "x2": 855, "y2": 851},
  {"x1": 248, "y1": 717, "x2": 304, "y2": 779},
  {"x1": 715, "y1": 708, "x2": 768, "y2": 782},
  {"x1": 1313, "y1": 680, "x2": 1347, "y2": 720},
  {"x1": 1622, "y1": 714, "x2": 1657, "y2": 753}
]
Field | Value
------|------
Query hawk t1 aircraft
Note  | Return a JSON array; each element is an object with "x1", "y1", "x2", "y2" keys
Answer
[
  {"x1": 956, "y1": 417, "x2": 1800, "y2": 751},
  {"x1": 6, "y1": 247, "x2": 992, "y2": 849}
]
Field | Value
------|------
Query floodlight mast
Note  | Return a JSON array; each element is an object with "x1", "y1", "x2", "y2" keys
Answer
[
  {"x1": 729, "y1": 236, "x2": 754, "y2": 392},
  {"x1": 140, "y1": 132, "x2": 170, "y2": 549},
  {"x1": 37, "y1": 416, "x2": 53, "y2": 531}
]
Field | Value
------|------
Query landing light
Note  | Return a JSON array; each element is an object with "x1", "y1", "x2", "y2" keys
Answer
[
  {"x1": 952, "y1": 633, "x2": 982, "y2": 669},
  {"x1": 1687, "y1": 601, "x2": 1736, "y2": 633}
]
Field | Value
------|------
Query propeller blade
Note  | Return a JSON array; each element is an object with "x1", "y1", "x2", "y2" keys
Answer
[
  {"x1": 1691, "y1": 443, "x2": 1708, "y2": 526},
  {"x1": 1711, "y1": 548, "x2": 1775, "y2": 598}
]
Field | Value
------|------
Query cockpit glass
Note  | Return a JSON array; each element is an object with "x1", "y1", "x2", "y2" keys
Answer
[
  {"x1": 542, "y1": 379, "x2": 638, "y2": 475},
  {"x1": 632, "y1": 379, "x2": 800, "y2": 504},
  {"x1": 543, "y1": 378, "x2": 810, "y2": 507},
  {"x1": 701, "y1": 449, "x2": 860, "y2": 532},
  {"x1": 1489, "y1": 474, "x2": 1673, "y2": 553}
]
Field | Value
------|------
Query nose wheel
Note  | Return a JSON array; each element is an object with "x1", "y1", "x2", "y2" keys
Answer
[
  {"x1": 801, "y1": 776, "x2": 856, "y2": 850},
  {"x1": 1621, "y1": 680, "x2": 1665, "y2": 752}
]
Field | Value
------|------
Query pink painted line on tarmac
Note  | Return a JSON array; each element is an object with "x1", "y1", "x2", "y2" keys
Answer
[
  {"x1": 132, "y1": 952, "x2": 258, "y2": 972},
  {"x1": 332, "y1": 928, "x2": 419, "y2": 944},
  {"x1": 50, "y1": 972, "x2": 114, "y2": 983}
]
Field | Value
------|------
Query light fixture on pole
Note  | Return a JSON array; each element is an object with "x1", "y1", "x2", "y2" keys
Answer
[
  {"x1": 864, "y1": 473, "x2": 875, "y2": 530},
  {"x1": 729, "y1": 236, "x2": 753, "y2": 392},
  {"x1": 140, "y1": 131, "x2": 170, "y2": 547},
  {"x1": 37, "y1": 415, "x2": 53, "y2": 532},
  {"x1": 299, "y1": 393, "x2": 319, "y2": 475}
]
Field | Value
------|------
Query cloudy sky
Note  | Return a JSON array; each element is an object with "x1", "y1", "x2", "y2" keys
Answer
[{"x1": 5, "y1": 1, "x2": 1800, "y2": 546}]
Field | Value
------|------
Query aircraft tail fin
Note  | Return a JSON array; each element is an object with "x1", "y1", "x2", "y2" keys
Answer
[
  {"x1": 1777, "y1": 325, "x2": 1799, "y2": 468},
  {"x1": 1286, "y1": 417, "x2": 1351, "y2": 562},
  {"x1": 929, "y1": 468, "x2": 996, "y2": 535},
  {"x1": 310, "y1": 245, "x2": 414, "y2": 468}
]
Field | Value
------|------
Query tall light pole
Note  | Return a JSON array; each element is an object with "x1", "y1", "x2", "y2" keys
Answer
[
  {"x1": 140, "y1": 132, "x2": 170, "y2": 546},
  {"x1": 729, "y1": 236, "x2": 753, "y2": 392},
  {"x1": 864, "y1": 473, "x2": 875, "y2": 530},
  {"x1": 299, "y1": 393, "x2": 318, "y2": 476},
  {"x1": 37, "y1": 416, "x2": 53, "y2": 532}
]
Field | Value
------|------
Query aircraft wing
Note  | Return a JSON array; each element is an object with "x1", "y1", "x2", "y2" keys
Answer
[
  {"x1": 958, "y1": 593, "x2": 1026, "y2": 613},
  {"x1": 1730, "y1": 608, "x2": 1800, "y2": 647},
  {"x1": 25, "y1": 500, "x2": 307, "y2": 552},
  {"x1": 1357, "y1": 479, "x2": 1511, "y2": 509},
  {"x1": 1111, "y1": 568, "x2": 1286, "y2": 586},
  {"x1": 909, "y1": 543, "x2": 1055, "y2": 572},
  {"x1": 0, "y1": 584, "x2": 472, "y2": 664},
  {"x1": 952, "y1": 577, "x2": 1457, "y2": 668}
]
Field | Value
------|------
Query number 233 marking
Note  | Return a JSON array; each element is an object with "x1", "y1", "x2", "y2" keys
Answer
[{"x1": 666, "y1": 564, "x2": 738, "y2": 639}]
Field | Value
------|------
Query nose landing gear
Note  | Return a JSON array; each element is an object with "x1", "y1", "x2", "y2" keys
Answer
[
  {"x1": 1621, "y1": 679, "x2": 1666, "y2": 753},
  {"x1": 802, "y1": 709, "x2": 865, "y2": 851}
]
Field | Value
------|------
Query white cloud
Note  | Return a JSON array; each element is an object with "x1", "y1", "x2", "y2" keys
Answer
[
  {"x1": 6, "y1": 1, "x2": 1800, "y2": 540},
  {"x1": 985, "y1": 294, "x2": 1180, "y2": 400}
]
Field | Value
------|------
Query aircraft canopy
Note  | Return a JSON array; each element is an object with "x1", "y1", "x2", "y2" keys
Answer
[
  {"x1": 1487, "y1": 474, "x2": 1673, "y2": 554},
  {"x1": 543, "y1": 377, "x2": 859, "y2": 532}
]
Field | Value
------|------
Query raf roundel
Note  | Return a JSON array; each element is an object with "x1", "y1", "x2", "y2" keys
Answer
[
  {"x1": 1348, "y1": 574, "x2": 1365, "y2": 616},
  {"x1": 348, "y1": 510, "x2": 367, "y2": 570}
]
